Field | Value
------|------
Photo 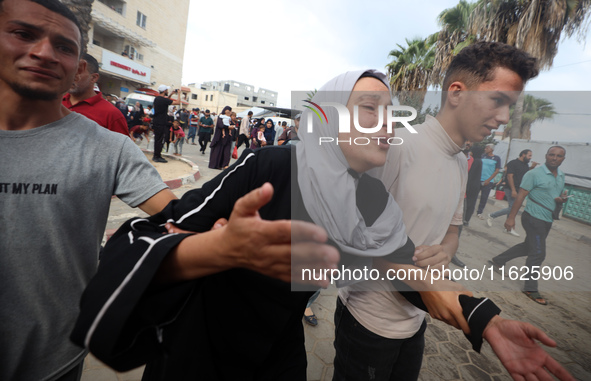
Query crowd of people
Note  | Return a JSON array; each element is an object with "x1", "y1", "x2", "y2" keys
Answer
[{"x1": 0, "y1": 1, "x2": 576, "y2": 381}]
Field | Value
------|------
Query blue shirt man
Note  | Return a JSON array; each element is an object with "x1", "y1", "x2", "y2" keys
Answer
[
  {"x1": 491, "y1": 146, "x2": 567, "y2": 305},
  {"x1": 476, "y1": 144, "x2": 502, "y2": 217}
]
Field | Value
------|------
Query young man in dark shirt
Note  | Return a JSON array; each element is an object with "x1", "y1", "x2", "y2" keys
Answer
[{"x1": 487, "y1": 149, "x2": 538, "y2": 234}]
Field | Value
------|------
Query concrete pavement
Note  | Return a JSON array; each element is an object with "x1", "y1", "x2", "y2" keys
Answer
[{"x1": 84, "y1": 140, "x2": 591, "y2": 380}]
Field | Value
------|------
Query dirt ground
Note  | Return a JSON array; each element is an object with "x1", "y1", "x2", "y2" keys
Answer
[{"x1": 143, "y1": 152, "x2": 195, "y2": 181}]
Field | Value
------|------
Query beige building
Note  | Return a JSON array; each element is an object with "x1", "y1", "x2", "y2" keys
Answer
[
  {"x1": 87, "y1": 0, "x2": 190, "y2": 99},
  {"x1": 200, "y1": 80, "x2": 278, "y2": 108},
  {"x1": 187, "y1": 84, "x2": 250, "y2": 114}
]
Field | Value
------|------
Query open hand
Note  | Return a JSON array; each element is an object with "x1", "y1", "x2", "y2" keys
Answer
[{"x1": 483, "y1": 316, "x2": 575, "y2": 381}]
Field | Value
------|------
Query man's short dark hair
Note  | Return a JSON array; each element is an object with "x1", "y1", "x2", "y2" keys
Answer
[
  {"x1": 442, "y1": 41, "x2": 539, "y2": 96},
  {"x1": 282, "y1": 121, "x2": 287, "y2": 126},
  {"x1": 547, "y1": 145, "x2": 566, "y2": 155},
  {"x1": 248, "y1": 111, "x2": 253, "y2": 116},
  {"x1": 0, "y1": 0, "x2": 83, "y2": 47},
  {"x1": 82, "y1": 53, "x2": 99, "y2": 74},
  {"x1": 519, "y1": 149, "x2": 531, "y2": 157}
]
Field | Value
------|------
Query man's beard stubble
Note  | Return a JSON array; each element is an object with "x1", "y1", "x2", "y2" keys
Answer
[{"x1": 10, "y1": 80, "x2": 62, "y2": 101}]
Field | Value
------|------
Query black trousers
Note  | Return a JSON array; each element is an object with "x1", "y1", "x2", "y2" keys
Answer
[
  {"x1": 153, "y1": 123, "x2": 167, "y2": 158},
  {"x1": 493, "y1": 211, "x2": 552, "y2": 292},
  {"x1": 464, "y1": 186, "x2": 480, "y2": 224},
  {"x1": 198, "y1": 131, "x2": 212, "y2": 152},
  {"x1": 333, "y1": 297, "x2": 426, "y2": 381},
  {"x1": 236, "y1": 133, "x2": 250, "y2": 149}
]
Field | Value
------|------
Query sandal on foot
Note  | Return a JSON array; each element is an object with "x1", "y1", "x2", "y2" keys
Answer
[
  {"x1": 522, "y1": 291, "x2": 548, "y2": 305},
  {"x1": 304, "y1": 314, "x2": 318, "y2": 326}
]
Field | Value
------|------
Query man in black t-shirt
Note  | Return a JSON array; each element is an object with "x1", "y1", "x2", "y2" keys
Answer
[
  {"x1": 487, "y1": 149, "x2": 537, "y2": 232},
  {"x1": 152, "y1": 85, "x2": 180, "y2": 163}
]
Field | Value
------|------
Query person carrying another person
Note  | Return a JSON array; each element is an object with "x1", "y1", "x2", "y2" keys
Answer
[{"x1": 72, "y1": 69, "x2": 574, "y2": 381}]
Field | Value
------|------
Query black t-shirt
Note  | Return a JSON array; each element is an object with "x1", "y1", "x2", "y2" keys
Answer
[
  {"x1": 506, "y1": 158, "x2": 529, "y2": 190},
  {"x1": 152, "y1": 96, "x2": 172, "y2": 125}
]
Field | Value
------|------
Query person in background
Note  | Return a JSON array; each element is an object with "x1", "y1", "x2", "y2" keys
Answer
[
  {"x1": 208, "y1": 106, "x2": 233, "y2": 169},
  {"x1": 170, "y1": 120, "x2": 185, "y2": 156},
  {"x1": 476, "y1": 143, "x2": 502, "y2": 219},
  {"x1": 490, "y1": 146, "x2": 567, "y2": 306},
  {"x1": 237, "y1": 110, "x2": 253, "y2": 150},
  {"x1": 152, "y1": 85, "x2": 180, "y2": 163},
  {"x1": 487, "y1": 149, "x2": 538, "y2": 235},
  {"x1": 128, "y1": 101, "x2": 145, "y2": 131},
  {"x1": 463, "y1": 145, "x2": 485, "y2": 227},
  {"x1": 62, "y1": 53, "x2": 129, "y2": 137},
  {"x1": 273, "y1": 120, "x2": 285, "y2": 145},
  {"x1": 129, "y1": 121, "x2": 150, "y2": 147},
  {"x1": 198, "y1": 109, "x2": 214, "y2": 154},
  {"x1": 188, "y1": 108, "x2": 200, "y2": 145},
  {"x1": 263, "y1": 119, "x2": 276, "y2": 146}
]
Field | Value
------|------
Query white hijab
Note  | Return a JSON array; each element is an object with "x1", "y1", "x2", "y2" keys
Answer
[{"x1": 296, "y1": 70, "x2": 408, "y2": 264}]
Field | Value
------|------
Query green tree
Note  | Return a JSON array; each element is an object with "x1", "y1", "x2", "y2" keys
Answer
[
  {"x1": 386, "y1": 35, "x2": 437, "y2": 108},
  {"x1": 469, "y1": 0, "x2": 590, "y2": 138},
  {"x1": 431, "y1": 0, "x2": 479, "y2": 85},
  {"x1": 503, "y1": 94, "x2": 556, "y2": 139}
]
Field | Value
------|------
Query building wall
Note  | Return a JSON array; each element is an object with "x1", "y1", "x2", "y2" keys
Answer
[
  {"x1": 187, "y1": 85, "x2": 239, "y2": 114},
  {"x1": 88, "y1": 0, "x2": 190, "y2": 98},
  {"x1": 200, "y1": 80, "x2": 278, "y2": 108}
]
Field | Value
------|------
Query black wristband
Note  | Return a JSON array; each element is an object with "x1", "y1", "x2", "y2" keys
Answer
[{"x1": 459, "y1": 295, "x2": 501, "y2": 352}]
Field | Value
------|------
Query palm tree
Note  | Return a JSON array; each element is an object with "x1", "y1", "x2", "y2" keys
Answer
[
  {"x1": 466, "y1": 0, "x2": 591, "y2": 138},
  {"x1": 503, "y1": 94, "x2": 556, "y2": 139},
  {"x1": 62, "y1": 0, "x2": 96, "y2": 52},
  {"x1": 431, "y1": 0, "x2": 479, "y2": 85},
  {"x1": 386, "y1": 36, "x2": 436, "y2": 108}
]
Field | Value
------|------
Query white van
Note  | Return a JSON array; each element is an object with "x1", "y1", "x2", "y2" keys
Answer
[{"x1": 125, "y1": 89, "x2": 158, "y2": 113}]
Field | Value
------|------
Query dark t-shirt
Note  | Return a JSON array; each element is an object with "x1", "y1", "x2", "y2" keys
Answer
[
  {"x1": 199, "y1": 116, "x2": 214, "y2": 133},
  {"x1": 506, "y1": 158, "x2": 529, "y2": 190},
  {"x1": 153, "y1": 96, "x2": 172, "y2": 126}
]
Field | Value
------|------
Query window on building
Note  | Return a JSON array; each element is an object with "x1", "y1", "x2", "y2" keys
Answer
[
  {"x1": 137, "y1": 53, "x2": 144, "y2": 62},
  {"x1": 205, "y1": 95, "x2": 209, "y2": 101},
  {"x1": 244, "y1": 97, "x2": 249, "y2": 101},
  {"x1": 98, "y1": 0, "x2": 125, "y2": 15},
  {"x1": 253, "y1": 96, "x2": 258, "y2": 102},
  {"x1": 210, "y1": 95, "x2": 214, "y2": 102},
  {"x1": 270, "y1": 103, "x2": 275, "y2": 106},
  {"x1": 234, "y1": 83, "x2": 240, "y2": 87},
  {"x1": 223, "y1": 84, "x2": 230, "y2": 92},
  {"x1": 192, "y1": 94, "x2": 197, "y2": 100},
  {"x1": 136, "y1": 11, "x2": 147, "y2": 28},
  {"x1": 261, "y1": 101, "x2": 265, "y2": 104},
  {"x1": 261, "y1": 90, "x2": 266, "y2": 94},
  {"x1": 271, "y1": 94, "x2": 275, "y2": 97},
  {"x1": 246, "y1": 86, "x2": 251, "y2": 91}
]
